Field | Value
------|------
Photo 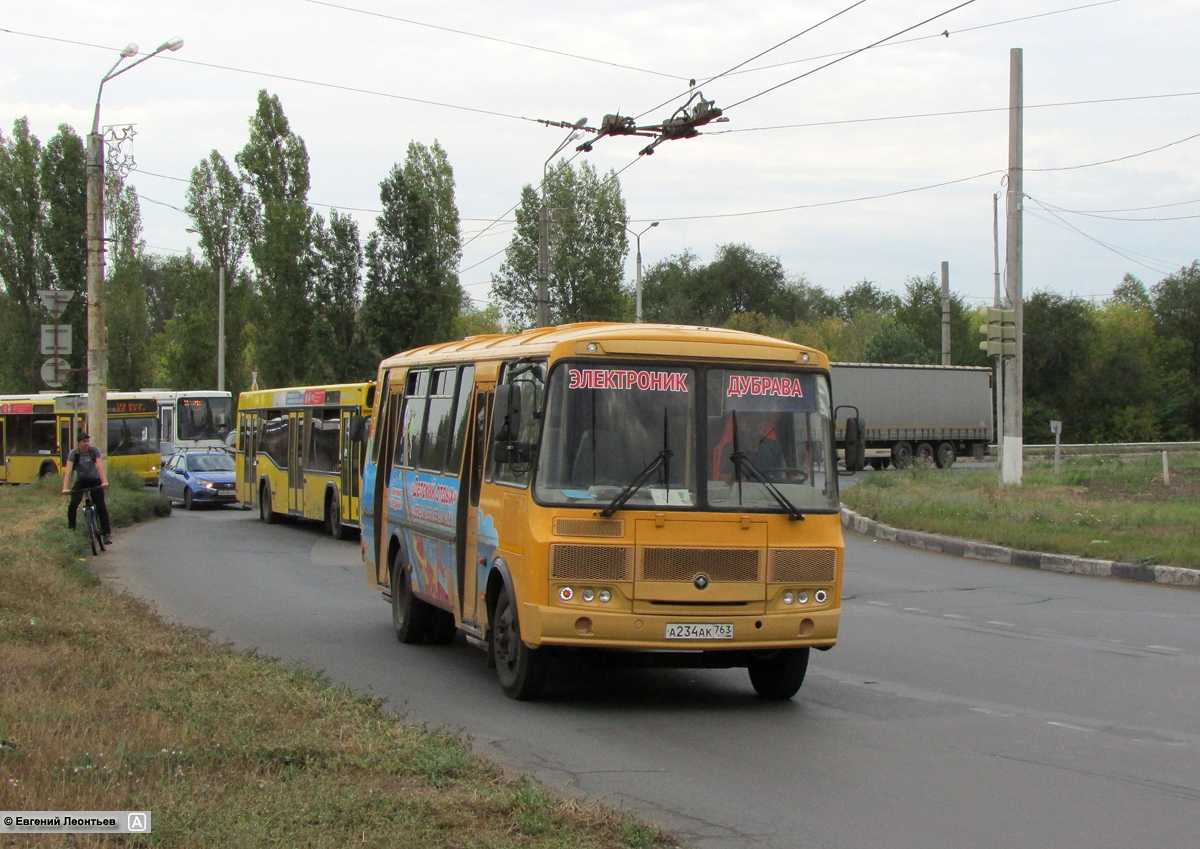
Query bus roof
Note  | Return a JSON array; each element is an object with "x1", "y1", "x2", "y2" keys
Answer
[
  {"x1": 238, "y1": 381, "x2": 374, "y2": 411},
  {"x1": 378, "y1": 322, "x2": 829, "y2": 371}
]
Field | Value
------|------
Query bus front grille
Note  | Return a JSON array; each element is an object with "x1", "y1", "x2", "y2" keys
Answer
[
  {"x1": 769, "y1": 548, "x2": 837, "y2": 583},
  {"x1": 553, "y1": 517, "x2": 625, "y2": 538},
  {"x1": 551, "y1": 544, "x2": 631, "y2": 580},
  {"x1": 639, "y1": 548, "x2": 761, "y2": 583}
]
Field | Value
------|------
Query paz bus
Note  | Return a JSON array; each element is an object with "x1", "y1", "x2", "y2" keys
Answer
[
  {"x1": 361, "y1": 323, "x2": 861, "y2": 700},
  {"x1": 0, "y1": 392, "x2": 161, "y2": 484},
  {"x1": 236, "y1": 382, "x2": 374, "y2": 538}
]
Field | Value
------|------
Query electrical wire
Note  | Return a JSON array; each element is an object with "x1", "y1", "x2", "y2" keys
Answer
[
  {"x1": 1025, "y1": 196, "x2": 1200, "y2": 222},
  {"x1": 0, "y1": 27, "x2": 546, "y2": 126},
  {"x1": 1026, "y1": 130, "x2": 1200, "y2": 172},
  {"x1": 1028, "y1": 198, "x2": 1200, "y2": 215},
  {"x1": 297, "y1": 0, "x2": 690, "y2": 81},
  {"x1": 1024, "y1": 201, "x2": 1182, "y2": 275},
  {"x1": 634, "y1": 0, "x2": 871, "y2": 120},
  {"x1": 722, "y1": 0, "x2": 980, "y2": 112}
]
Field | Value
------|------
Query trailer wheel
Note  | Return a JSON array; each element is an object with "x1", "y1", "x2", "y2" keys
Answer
[
  {"x1": 891, "y1": 441, "x2": 913, "y2": 469},
  {"x1": 916, "y1": 442, "x2": 934, "y2": 465},
  {"x1": 935, "y1": 442, "x2": 956, "y2": 469}
]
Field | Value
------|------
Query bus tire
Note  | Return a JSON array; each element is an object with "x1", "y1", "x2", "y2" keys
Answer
[
  {"x1": 891, "y1": 441, "x2": 913, "y2": 469},
  {"x1": 39, "y1": 461, "x2": 57, "y2": 479},
  {"x1": 390, "y1": 557, "x2": 431, "y2": 645},
  {"x1": 747, "y1": 647, "x2": 809, "y2": 700},
  {"x1": 491, "y1": 585, "x2": 547, "y2": 701},
  {"x1": 259, "y1": 483, "x2": 277, "y2": 524},
  {"x1": 935, "y1": 441, "x2": 956, "y2": 469},
  {"x1": 326, "y1": 491, "x2": 351, "y2": 540}
]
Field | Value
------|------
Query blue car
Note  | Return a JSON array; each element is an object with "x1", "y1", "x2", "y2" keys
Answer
[{"x1": 158, "y1": 449, "x2": 239, "y2": 510}]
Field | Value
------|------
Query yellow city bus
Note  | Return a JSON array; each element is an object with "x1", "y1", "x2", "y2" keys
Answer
[
  {"x1": 0, "y1": 392, "x2": 160, "y2": 484},
  {"x1": 236, "y1": 382, "x2": 374, "y2": 538},
  {"x1": 361, "y1": 323, "x2": 859, "y2": 700}
]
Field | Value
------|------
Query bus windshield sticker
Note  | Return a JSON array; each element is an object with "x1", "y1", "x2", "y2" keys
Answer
[{"x1": 568, "y1": 368, "x2": 689, "y2": 392}]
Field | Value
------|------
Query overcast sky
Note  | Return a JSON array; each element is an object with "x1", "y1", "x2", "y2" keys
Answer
[{"x1": 3, "y1": 0, "x2": 1197, "y2": 312}]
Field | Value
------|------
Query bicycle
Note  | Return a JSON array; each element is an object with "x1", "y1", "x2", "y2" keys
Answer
[{"x1": 67, "y1": 485, "x2": 107, "y2": 556}]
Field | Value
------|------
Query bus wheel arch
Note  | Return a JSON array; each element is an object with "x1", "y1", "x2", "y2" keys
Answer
[{"x1": 39, "y1": 461, "x2": 58, "y2": 479}]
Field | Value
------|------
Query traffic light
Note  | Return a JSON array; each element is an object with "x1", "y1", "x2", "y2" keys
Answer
[{"x1": 979, "y1": 307, "x2": 1016, "y2": 357}]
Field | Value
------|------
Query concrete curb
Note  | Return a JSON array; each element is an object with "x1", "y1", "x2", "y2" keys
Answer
[{"x1": 840, "y1": 507, "x2": 1200, "y2": 590}]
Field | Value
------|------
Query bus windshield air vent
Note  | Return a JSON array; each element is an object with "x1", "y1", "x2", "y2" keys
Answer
[
  {"x1": 769, "y1": 548, "x2": 837, "y2": 583},
  {"x1": 553, "y1": 517, "x2": 625, "y2": 538},
  {"x1": 640, "y1": 548, "x2": 761, "y2": 583},
  {"x1": 551, "y1": 544, "x2": 631, "y2": 580}
]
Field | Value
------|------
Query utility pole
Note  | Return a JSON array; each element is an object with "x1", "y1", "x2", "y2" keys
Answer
[
  {"x1": 86, "y1": 129, "x2": 107, "y2": 454},
  {"x1": 625, "y1": 222, "x2": 659, "y2": 323},
  {"x1": 217, "y1": 264, "x2": 226, "y2": 391},
  {"x1": 940, "y1": 261, "x2": 951, "y2": 365},
  {"x1": 993, "y1": 191, "x2": 1004, "y2": 483},
  {"x1": 1002, "y1": 47, "x2": 1024, "y2": 485}
]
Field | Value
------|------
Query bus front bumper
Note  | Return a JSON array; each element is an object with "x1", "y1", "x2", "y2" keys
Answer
[{"x1": 521, "y1": 603, "x2": 839, "y2": 652}]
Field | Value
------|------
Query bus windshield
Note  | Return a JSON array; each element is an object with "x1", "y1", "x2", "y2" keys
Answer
[
  {"x1": 178, "y1": 396, "x2": 233, "y2": 441},
  {"x1": 535, "y1": 362, "x2": 838, "y2": 513},
  {"x1": 108, "y1": 416, "x2": 159, "y2": 456}
]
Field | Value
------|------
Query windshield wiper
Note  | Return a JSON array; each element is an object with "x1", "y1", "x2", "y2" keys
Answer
[
  {"x1": 600, "y1": 408, "x2": 672, "y2": 517},
  {"x1": 729, "y1": 411, "x2": 804, "y2": 521}
]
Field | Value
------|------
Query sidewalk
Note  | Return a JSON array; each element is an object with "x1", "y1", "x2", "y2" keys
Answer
[{"x1": 840, "y1": 506, "x2": 1200, "y2": 590}]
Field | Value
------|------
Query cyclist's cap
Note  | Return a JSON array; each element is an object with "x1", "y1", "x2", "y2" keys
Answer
[{"x1": 77, "y1": 431, "x2": 90, "y2": 441}]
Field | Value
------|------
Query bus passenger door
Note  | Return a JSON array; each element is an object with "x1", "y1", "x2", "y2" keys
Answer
[
  {"x1": 288, "y1": 411, "x2": 305, "y2": 514},
  {"x1": 0, "y1": 420, "x2": 6, "y2": 481},
  {"x1": 341, "y1": 409, "x2": 361, "y2": 524},
  {"x1": 241, "y1": 412, "x2": 260, "y2": 508},
  {"x1": 459, "y1": 389, "x2": 492, "y2": 627}
]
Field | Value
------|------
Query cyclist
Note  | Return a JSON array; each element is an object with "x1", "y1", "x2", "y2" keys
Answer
[{"x1": 63, "y1": 431, "x2": 112, "y2": 545}]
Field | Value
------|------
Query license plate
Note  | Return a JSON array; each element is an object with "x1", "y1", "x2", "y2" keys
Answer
[{"x1": 665, "y1": 622, "x2": 733, "y2": 640}]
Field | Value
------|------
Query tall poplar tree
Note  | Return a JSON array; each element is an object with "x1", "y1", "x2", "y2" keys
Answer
[
  {"x1": 104, "y1": 173, "x2": 153, "y2": 391},
  {"x1": 362, "y1": 140, "x2": 462, "y2": 359}
]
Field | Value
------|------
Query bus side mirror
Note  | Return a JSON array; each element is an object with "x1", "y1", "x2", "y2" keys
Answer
[
  {"x1": 835, "y1": 405, "x2": 865, "y2": 475},
  {"x1": 491, "y1": 384, "x2": 521, "y2": 444}
]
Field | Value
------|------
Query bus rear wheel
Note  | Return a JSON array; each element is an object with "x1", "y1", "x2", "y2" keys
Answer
[
  {"x1": 326, "y1": 492, "x2": 351, "y2": 540},
  {"x1": 390, "y1": 557, "x2": 431, "y2": 644},
  {"x1": 747, "y1": 647, "x2": 810, "y2": 700},
  {"x1": 491, "y1": 585, "x2": 547, "y2": 700}
]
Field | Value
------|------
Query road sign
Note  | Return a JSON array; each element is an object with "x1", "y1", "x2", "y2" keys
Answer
[
  {"x1": 40, "y1": 324, "x2": 72, "y2": 356},
  {"x1": 40, "y1": 356, "x2": 71, "y2": 388},
  {"x1": 37, "y1": 289, "x2": 75, "y2": 320}
]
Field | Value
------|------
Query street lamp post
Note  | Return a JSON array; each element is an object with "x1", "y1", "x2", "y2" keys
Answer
[
  {"x1": 537, "y1": 117, "x2": 587, "y2": 328},
  {"x1": 86, "y1": 37, "x2": 183, "y2": 453},
  {"x1": 624, "y1": 222, "x2": 658, "y2": 323}
]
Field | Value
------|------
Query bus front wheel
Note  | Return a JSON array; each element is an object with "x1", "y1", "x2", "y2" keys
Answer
[
  {"x1": 390, "y1": 558, "x2": 431, "y2": 644},
  {"x1": 491, "y1": 586, "x2": 547, "y2": 701},
  {"x1": 259, "y1": 484, "x2": 277, "y2": 524},
  {"x1": 747, "y1": 647, "x2": 810, "y2": 700}
]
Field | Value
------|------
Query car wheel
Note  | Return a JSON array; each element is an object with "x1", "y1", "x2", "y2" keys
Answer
[{"x1": 183, "y1": 489, "x2": 194, "y2": 510}]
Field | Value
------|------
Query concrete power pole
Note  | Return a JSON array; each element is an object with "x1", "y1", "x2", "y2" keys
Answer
[
  {"x1": 217, "y1": 264, "x2": 226, "y2": 391},
  {"x1": 86, "y1": 131, "x2": 108, "y2": 456},
  {"x1": 940, "y1": 261, "x2": 951, "y2": 365},
  {"x1": 1002, "y1": 47, "x2": 1024, "y2": 485}
]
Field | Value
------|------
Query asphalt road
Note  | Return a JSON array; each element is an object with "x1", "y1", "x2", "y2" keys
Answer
[{"x1": 101, "y1": 507, "x2": 1200, "y2": 849}]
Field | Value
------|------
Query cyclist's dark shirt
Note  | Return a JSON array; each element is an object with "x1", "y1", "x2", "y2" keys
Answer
[{"x1": 68, "y1": 446, "x2": 102, "y2": 483}]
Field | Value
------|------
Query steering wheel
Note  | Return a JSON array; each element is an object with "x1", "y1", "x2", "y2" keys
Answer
[{"x1": 764, "y1": 467, "x2": 808, "y2": 484}]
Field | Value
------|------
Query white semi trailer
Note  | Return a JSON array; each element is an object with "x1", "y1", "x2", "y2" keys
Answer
[{"x1": 831, "y1": 362, "x2": 994, "y2": 469}]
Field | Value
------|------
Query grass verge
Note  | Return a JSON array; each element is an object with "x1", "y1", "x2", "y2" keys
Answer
[
  {"x1": 841, "y1": 452, "x2": 1200, "y2": 568},
  {"x1": 0, "y1": 478, "x2": 675, "y2": 848}
]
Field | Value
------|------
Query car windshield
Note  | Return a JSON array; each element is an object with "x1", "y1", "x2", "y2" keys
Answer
[
  {"x1": 187, "y1": 453, "x2": 235, "y2": 472},
  {"x1": 536, "y1": 364, "x2": 696, "y2": 508},
  {"x1": 178, "y1": 397, "x2": 232, "y2": 441}
]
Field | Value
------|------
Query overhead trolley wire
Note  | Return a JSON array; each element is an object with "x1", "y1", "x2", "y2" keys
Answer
[
  {"x1": 297, "y1": 0, "x2": 691, "y2": 81},
  {"x1": 721, "y1": 0, "x2": 980, "y2": 113}
]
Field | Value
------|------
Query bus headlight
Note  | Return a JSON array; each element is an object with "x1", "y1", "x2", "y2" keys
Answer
[
  {"x1": 782, "y1": 592, "x2": 795, "y2": 604},
  {"x1": 582, "y1": 589, "x2": 595, "y2": 602},
  {"x1": 797, "y1": 591, "x2": 809, "y2": 604},
  {"x1": 598, "y1": 589, "x2": 611, "y2": 603}
]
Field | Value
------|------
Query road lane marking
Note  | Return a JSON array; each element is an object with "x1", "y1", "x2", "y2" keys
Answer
[{"x1": 987, "y1": 621, "x2": 1016, "y2": 627}]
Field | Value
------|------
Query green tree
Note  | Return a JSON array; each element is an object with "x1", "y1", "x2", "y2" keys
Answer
[
  {"x1": 490, "y1": 159, "x2": 627, "y2": 327},
  {"x1": 362, "y1": 140, "x2": 463, "y2": 359},
  {"x1": 892, "y1": 273, "x2": 987, "y2": 366},
  {"x1": 835, "y1": 279, "x2": 899, "y2": 321},
  {"x1": 0, "y1": 118, "x2": 49, "y2": 392},
  {"x1": 454, "y1": 298, "x2": 504, "y2": 338},
  {"x1": 862, "y1": 320, "x2": 936, "y2": 364},
  {"x1": 236, "y1": 90, "x2": 315, "y2": 387},
  {"x1": 104, "y1": 173, "x2": 152, "y2": 391},
  {"x1": 311, "y1": 209, "x2": 367, "y2": 381},
  {"x1": 39, "y1": 125, "x2": 87, "y2": 390},
  {"x1": 1151, "y1": 262, "x2": 1200, "y2": 436},
  {"x1": 1022, "y1": 291, "x2": 1097, "y2": 442}
]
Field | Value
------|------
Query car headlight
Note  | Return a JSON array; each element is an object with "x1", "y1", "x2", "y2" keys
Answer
[{"x1": 201, "y1": 481, "x2": 214, "y2": 489}]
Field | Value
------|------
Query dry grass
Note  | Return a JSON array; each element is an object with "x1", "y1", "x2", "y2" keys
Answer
[
  {"x1": 0, "y1": 478, "x2": 675, "y2": 849},
  {"x1": 842, "y1": 452, "x2": 1200, "y2": 567}
]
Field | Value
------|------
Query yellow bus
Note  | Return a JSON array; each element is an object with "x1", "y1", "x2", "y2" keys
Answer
[
  {"x1": 236, "y1": 382, "x2": 374, "y2": 538},
  {"x1": 0, "y1": 392, "x2": 160, "y2": 484},
  {"x1": 361, "y1": 323, "x2": 859, "y2": 700}
]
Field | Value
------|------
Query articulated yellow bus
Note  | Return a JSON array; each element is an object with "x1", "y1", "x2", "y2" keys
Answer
[
  {"x1": 361, "y1": 323, "x2": 858, "y2": 700},
  {"x1": 0, "y1": 393, "x2": 160, "y2": 484},
  {"x1": 236, "y1": 382, "x2": 374, "y2": 538}
]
